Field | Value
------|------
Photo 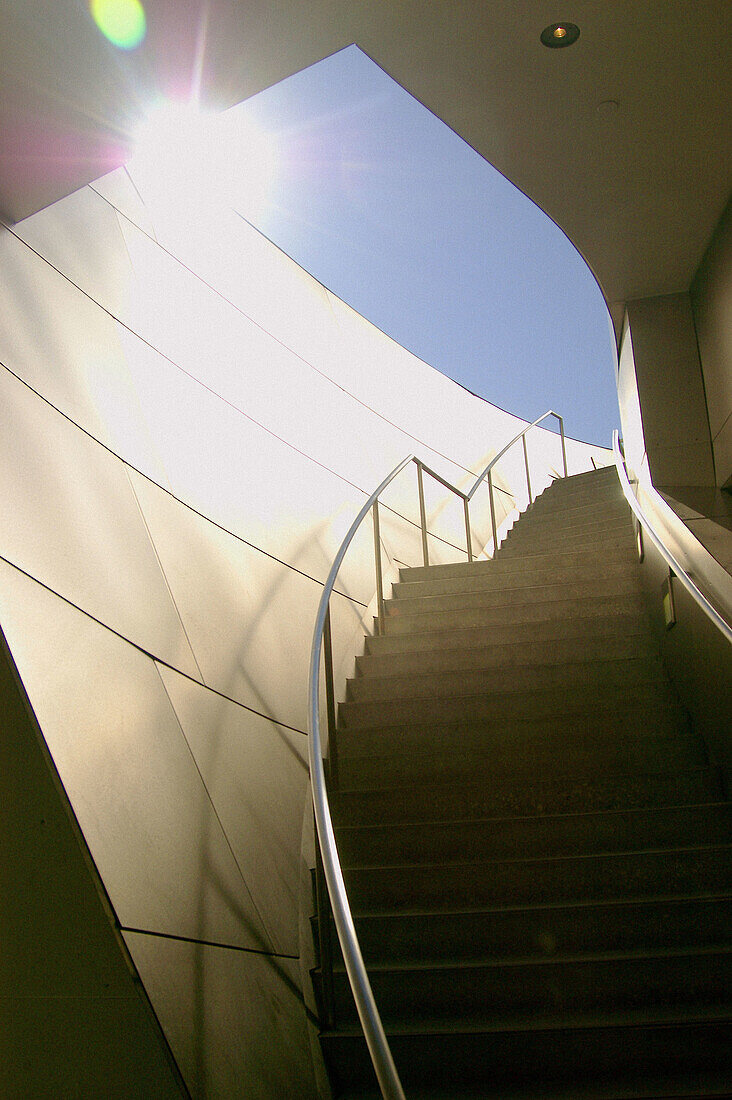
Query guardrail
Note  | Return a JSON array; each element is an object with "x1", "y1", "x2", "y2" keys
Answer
[
  {"x1": 308, "y1": 411, "x2": 569, "y2": 1098},
  {"x1": 613, "y1": 431, "x2": 732, "y2": 644}
]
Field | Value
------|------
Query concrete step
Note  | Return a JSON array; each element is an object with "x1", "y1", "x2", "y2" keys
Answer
[
  {"x1": 338, "y1": 681, "x2": 679, "y2": 730},
  {"x1": 331, "y1": 766, "x2": 724, "y2": 823},
  {"x1": 504, "y1": 512, "x2": 634, "y2": 544},
  {"x1": 336, "y1": 731, "x2": 702, "y2": 789},
  {"x1": 318, "y1": 894, "x2": 732, "y2": 967},
  {"x1": 541, "y1": 468, "x2": 621, "y2": 495},
  {"x1": 357, "y1": 634, "x2": 657, "y2": 678},
  {"x1": 336, "y1": 803, "x2": 732, "y2": 868},
  {"x1": 498, "y1": 528, "x2": 635, "y2": 555},
  {"x1": 520, "y1": 495, "x2": 630, "y2": 523},
  {"x1": 336, "y1": 711, "x2": 699, "y2": 768},
  {"x1": 539, "y1": 482, "x2": 625, "y2": 508},
  {"x1": 321, "y1": 1014, "x2": 732, "y2": 1097},
  {"x1": 325, "y1": 947, "x2": 732, "y2": 1027},
  {"x1": 364, "y1": 614, "x2": 652, "y2": 656},
  {"x1": 392, "y1": 558, "x2": 635, "y2": 598},
  {"x1": 342, "y1": 844, "x2": 732, "y2": 911},
  {"x1": 381, "y1": 593, "x2": 647, "y2": 636},
  {"x1": 385, "y1": 575, "x2": 641, "y2": 618},
  {"x1": 347, "y1": 655, "x2": 663, "y2": 703},
  {"x1": 401, "y1": 543, "x2": 639, "y2": 581}
]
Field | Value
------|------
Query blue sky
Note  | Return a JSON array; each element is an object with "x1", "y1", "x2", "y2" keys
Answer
[{"x1": 236, "y1": 45, "x2": 618, "y2": 447}]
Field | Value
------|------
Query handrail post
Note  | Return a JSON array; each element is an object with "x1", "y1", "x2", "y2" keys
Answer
[
  {"x1": 463, "y1": 496, "x2": 473, "y2": 562},
  {"x1": 372, "y1": 501, "x2": 385, "y2": 636},
  {"x1": 323, "y1": 603, "x2": 338, "y2": 787},
  {"x1": 314, "y1": 818, "x2": 335, "y2": 1029},
  {"x1": 556, "y1": 413, "x2": 568, "y2": 477},
  {"x1": 487, "y1": 469, "x2": 498, "y2": 556},
  {"x1": 522, "y1": 433, "x2": 532, "y2": 504},
  {"x1": 416, "y1": 460, "x2": 429, "y2": 567}
]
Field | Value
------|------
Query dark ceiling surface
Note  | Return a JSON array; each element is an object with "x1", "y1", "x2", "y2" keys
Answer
[{"x1": 1, "y1": 0, "x2": 730, "y2": 330}]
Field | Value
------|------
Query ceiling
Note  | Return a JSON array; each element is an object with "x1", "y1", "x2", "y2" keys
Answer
[{"x1": 1, "y1": 0, "x2": 730, "y2": 334}]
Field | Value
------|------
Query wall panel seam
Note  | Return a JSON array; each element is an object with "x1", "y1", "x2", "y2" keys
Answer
[
  {"x1": 154, "y1": 662, "x2": 277, "y2": 953},
  {"x1": 88, "y1": 182, "x2": 505, "y2": 479},
  {"x1": 0, "y1": 357, "x2": 472, "y2": 575},
  {"x1": 0, "y1": 551, "x2": 311, "y2": 737},
  {"x1": 121, "y1": 924, "x2": 300, "y2": 960}
]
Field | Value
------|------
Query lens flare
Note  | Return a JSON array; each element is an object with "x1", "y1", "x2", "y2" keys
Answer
[
  {"x1": 129, "y1": 101, "x2": 276, "y2": 223},
  {"x1": 89, "y1": 0, "x2": 146, "y2": 50}
]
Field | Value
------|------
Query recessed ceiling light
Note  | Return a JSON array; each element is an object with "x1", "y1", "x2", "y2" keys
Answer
[{"x1": 540, "y1": 22, "x2": 580, "y2": 48}]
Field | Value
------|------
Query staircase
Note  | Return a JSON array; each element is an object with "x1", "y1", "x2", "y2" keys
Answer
[{"x1": 313, "y1": 465, "x2": 732, "y2": 1099}]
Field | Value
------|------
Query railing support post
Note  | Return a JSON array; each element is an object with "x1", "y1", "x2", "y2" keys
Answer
[
  {"x1": 557, "y1": 413, "x2": 568, "y2": 477},
  {"x1": 522, "y1": 433, "x2": 532, "y2": 504},
  {"x1": 323, "y1": 603, "x2": 338, "y2": 787},
  {"x1": 314, "y1": 823, "x2": 335, "y2": 1029},
  {"x1": 372, "y1": 501, "x2": 385, "y2": 636},
  {"x1": 463, "y1": 496, "x2": 473, "y2": 562},
  {"x1": 416, "y1": 460, "x2": 429, "y2": 567},
  {"x1": 487, "y1": 469, "x2": 498, "y2": 555}
]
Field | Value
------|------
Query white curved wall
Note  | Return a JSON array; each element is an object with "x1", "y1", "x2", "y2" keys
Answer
[{"x1": 0, "y1": 138, "x2": 609, "y2": 1095}]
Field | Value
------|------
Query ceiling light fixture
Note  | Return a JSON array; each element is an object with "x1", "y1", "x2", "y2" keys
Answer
[{"x1": 540, "y1": 22, "x2": 580, "y2": 48}]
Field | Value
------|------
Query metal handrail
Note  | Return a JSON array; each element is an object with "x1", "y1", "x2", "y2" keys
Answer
[
  {"x1": 467, "y1": 410, "x2": 567, "y2": 550},
  {"x1": 613, "y1": 431, "x2": 732, "y2": 644},
  {"x1": 308, "y1": 455, "x2": 412, "y2": 1100},
  {"x1": 308, "y1": 412, "x2": 571, "y2": 1098}
]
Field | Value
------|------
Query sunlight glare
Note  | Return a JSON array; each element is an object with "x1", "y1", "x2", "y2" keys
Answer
[{"x1": 128, "y1": 101, "x2": 276, "y2": 231}]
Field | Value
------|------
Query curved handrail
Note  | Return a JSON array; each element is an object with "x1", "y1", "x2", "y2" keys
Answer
[
  {"x1": 308, "y1": 455, "x2": 412, "y2": 1100},
  {"x1": 613, "y1": 431, "x2": 732, "y2": 644},
  {"x1": 308, "y1": 412, "x2": 574, "y2": 1098},
  {"x1": 467, "y1": 409, "x2": 567, "y2": 500}
]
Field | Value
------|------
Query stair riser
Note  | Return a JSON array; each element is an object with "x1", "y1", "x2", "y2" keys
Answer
[
  {"x1": 392, "y1": 560, "x2": 635, "y2": 597},
  {"x1": 357, "y1": 635, "x2": 657, "y2": 677},
  {"x1": 382, "y1": 597, "x2": 646, "y2": 636},
  {"x1": 327, "y1": 951, "x2": 732, "y2": 1025},
  {"x1": 322, "y1": 897, "x2": 732, "y2": 967},
  {"x1": 365, "y1": 616, "x2": 651, "y2": 655},
  {"x1": 347, "y1": 657, "x2": 663, "y2": 702},
  {"x1": 400, "y1": 545, "x2": 638, "y2": 581},
  {"x1": 332, "y1": 768, "x2": 724, "y2": 823},
  {"x1": 387, "y1": 576, "x2": 641, "y2": 617},
  {"x1": 519, "y1": 497, "x2": 630, "y2": 522},
  {"x1": 337, "y1": 805, "x2": 732, "y2": 867},
  {"x1": 498, "y1": 531, "x2": 635, "y2": 556},
  {"x1": 343, "y1": 847, "x2": 732, "y2": 911},
  {"x1": 338, "y1": 736, "x2": 703, "y2": 788},
  {"x1": 503, "y1": 516, "x2": 634, "y2": 545},
  {"x1": 339, "y1": 685, "x2": 677, "y2": 729},
  {"x1": 321, "y1": 1021, "x2": 732, "y2": 1094}
]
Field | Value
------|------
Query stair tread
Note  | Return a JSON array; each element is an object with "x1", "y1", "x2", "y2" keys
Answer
[
  {"x1": 335, "y1": 763, "x2": 716, "y2": 792},
  {"x1": 348, "y1": 890, "x2": 732, "y2": 920},
  {"x1": 330, "y1": 943, "x2": 732, "y2": 975},
  {"x1": 321, "y1": 1002, "x2": 732, "y2": 1038},
  {"x1": 341, "y1": 840, "x2": 732, "y2": 871},
  {"x1": 337, "y1": 800, "x2": 731, "y2": 833}
]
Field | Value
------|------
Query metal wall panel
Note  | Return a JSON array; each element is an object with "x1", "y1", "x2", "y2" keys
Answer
[
  {"x1": 0, "y1": 369, "x2": 199, "y2": 677},
  {"x1": 9, "y1": 184, "x2": 134, "y2": 319},
  {"x1": 128, "y1": 467, "x2": 365, "y2": 731},
  {"x1": 157, "y1": 665, "x2": 309, "y2": 956},
  {"x1": 124, "y1": 930, "x2": 319, "y2": 1100},
  {"x1": 0, "y1": 226, "x2": 171, "y2": 489},
  {"x1": 0, "y1": 560, "x2": 272, "y2": 952},
  {"x1": 91, "y1": 167, "x2": 157, "y2": 238}
]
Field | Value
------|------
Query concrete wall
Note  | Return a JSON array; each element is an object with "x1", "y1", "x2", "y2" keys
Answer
[
  {"x1": 691, "y1": 196, "x2": 732, "y2": 489},
  {"x1": 622, "y1": 294, "x2": 715, "y2": 490},
  {"x1": 0, "y1": 118, "x2": 608, "y2": 1095}
]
